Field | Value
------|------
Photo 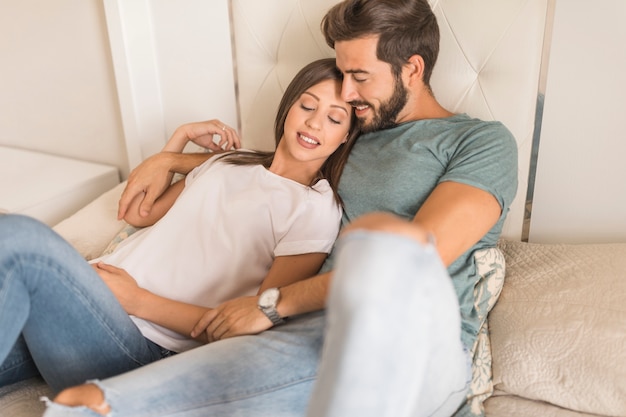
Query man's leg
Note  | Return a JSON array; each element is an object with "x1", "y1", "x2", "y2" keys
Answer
[
  {"x1": 44, "y1": 311, "x2": 326, "y2": 417},
  {"x1": 307, "y1": 230, "x2": 471, "y2": 417},
  {"x1": 0, "y1": 215, "x2": 163, "y2": 392}
]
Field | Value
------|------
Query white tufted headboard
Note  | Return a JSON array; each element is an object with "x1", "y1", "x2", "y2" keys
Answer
[
  {"x1": 105, "y1": 0, "x2": 550, "y2": 242},
  {"x1": 231, "y1": 0, "x2": 550, "y2": 241},
  {"x1": 231, "y1": 0, "x2": 338, "y2": 152}
]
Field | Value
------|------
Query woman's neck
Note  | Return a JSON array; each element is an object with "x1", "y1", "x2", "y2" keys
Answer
[{"x1": 268, "y1": 154, "x2": 322, "y2": 186}]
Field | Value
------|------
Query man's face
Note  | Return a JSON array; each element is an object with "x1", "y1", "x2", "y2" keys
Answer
[{"x1": 335, "y1": 36, "x2": 409, "y2": 133}]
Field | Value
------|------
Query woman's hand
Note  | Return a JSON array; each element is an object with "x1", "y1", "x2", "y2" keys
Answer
[
  {"x1": 93, "y1": 262, "x2": 145, "y2": 315},
  {"x1": 190, "y1": 296, "x2": 271, "y2": 343},
  {"x1": 164, "y1": 119, "x2": 241, "y2": 153}
]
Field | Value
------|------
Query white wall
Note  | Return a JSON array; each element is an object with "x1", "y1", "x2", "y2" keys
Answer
[
  {"x1": 2, "y1": 0, "x2": 624, "y2": 243},
  {"x1": 103, "y1": 0, "x2": 237, "y2": 169},
  {"x1": 0, "y1": 0, "x2": 237, "y2": 179},
  {"x1": 0, "y1": 0, "x2": 127, "y2": 174},
  {"x1": 528, "y1": 0, "x2": 626, "y2": 243}
]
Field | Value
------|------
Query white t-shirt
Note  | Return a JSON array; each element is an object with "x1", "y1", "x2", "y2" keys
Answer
[{"x1": 96, "y1": 157, "x2": 341, "y2": 352}]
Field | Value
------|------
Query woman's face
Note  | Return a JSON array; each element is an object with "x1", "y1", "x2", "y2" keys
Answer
[{"x1": 280, "y1": 78, "x2": 352, "y2": 166}]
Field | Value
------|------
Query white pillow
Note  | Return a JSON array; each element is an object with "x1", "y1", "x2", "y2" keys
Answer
[
  {"x1": 490, "y1": 240, "x2": 626, "y2": 416},
  {"x1": 53, "y1": 182, "x2": 127, "y2": 260}
]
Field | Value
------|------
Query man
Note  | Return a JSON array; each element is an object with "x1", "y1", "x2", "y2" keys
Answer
[{"x1": 47, "y1": 1, "x2": 517, "y2": 416}]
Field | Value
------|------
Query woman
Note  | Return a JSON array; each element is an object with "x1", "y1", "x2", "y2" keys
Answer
[{"x1": 0, "y1": 58, "x2": 358, "y2": 393}]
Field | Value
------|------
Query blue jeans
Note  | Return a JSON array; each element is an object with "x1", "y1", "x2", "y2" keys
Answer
[
  {"x1": 0, "y1": 215, "x2": 167, "y2": 393},
  {"x1": 44, "y1": 229, "x2": 470, "y2": 416},
  {"x1": 307, "y1": 231, "x2": 470, "y2": 417}
]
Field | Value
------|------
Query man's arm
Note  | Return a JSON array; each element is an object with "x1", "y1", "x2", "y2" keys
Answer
[
  {"x1": 122, "y1": 177, "x2": 186, "y2": 227},
  {"x1": 275, "y1": 271, "x2": 332, "y2": 318},
  {"x1": 118, "y1": 119, "x2": 241, "y2": 220},
  {"x1": 118, "y1": 152, "x2": 214, "y2": 220},
  {"x1": 259, "y1": 182, "x2": 501, "y2": 324},
  {"x1": 412, "y1": 181, "x2": 501, "y2": 266}
]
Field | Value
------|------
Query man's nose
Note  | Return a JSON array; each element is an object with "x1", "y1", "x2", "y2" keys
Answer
[{"x1": 341, "y1": 78, "x2": 359, "y2": 103}]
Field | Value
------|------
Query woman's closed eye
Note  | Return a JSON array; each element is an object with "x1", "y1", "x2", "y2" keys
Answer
[
  {"x1": 328, "y1": 116, "x2": 341, "y2": 125},
  {"x1": 300, "y1": 103, "x2": 344, "y2": 125}
]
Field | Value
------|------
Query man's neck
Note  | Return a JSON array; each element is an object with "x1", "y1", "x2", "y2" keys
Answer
[{"x1": 398, "y1": 90, "x2": 455, "y2": 123}]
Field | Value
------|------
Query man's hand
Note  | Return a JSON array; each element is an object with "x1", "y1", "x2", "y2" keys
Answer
[
  {"x1": 190, "y1": 296, "x2": 271, "y2": 343},
  {"x1": 118, "y1": 120, "x2": 241, "y2": 221},
  {"x1": 118, "y1": 153, "x2": 175, "y2": 220}
]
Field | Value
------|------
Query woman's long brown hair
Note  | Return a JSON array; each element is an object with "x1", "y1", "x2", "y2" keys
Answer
[{"x1": 217, "y1": 58, "x2": 359, "y2": 206}]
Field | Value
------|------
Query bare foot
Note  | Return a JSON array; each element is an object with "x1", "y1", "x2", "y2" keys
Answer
[{"x1": 53, "y1": 383, "x2": 110, "y2": 415}]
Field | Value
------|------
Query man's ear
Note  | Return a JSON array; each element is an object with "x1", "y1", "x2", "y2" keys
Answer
[{"x1": 405, "y1": 55, "x2": 426, "y2": 85}]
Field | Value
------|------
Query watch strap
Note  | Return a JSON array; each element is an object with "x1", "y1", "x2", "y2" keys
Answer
[{"x1": 261, "y1": 307, "x2": 285, "y2": 326}]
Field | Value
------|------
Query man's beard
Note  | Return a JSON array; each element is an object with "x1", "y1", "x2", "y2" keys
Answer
[{"x1": 353, "y1": 75, "x2": 409, "y2": 133}]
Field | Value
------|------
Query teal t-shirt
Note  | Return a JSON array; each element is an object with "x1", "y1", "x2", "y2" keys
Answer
[{"x1": 322, "y1": 113, "x2": 518, "y2": 349}]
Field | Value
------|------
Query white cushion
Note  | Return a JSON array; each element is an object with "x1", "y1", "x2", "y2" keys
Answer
[
  {"x1": 53, "y1": 182, "x2": 127, "y2": 260},
  {"x1": 485, "y1": 392, "x2": 605, "y2": 417},
  {"x1": 490, "y1": 240, "x2": 626, "y2": 416}
]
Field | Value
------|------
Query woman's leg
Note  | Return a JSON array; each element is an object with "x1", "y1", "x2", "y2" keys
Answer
[
  {"x1": 0, "y1": 215, "x2": 164, "y2": 392},
  {"x1": 307, "y1": 231, "x2": 471, "y2": 417},
  {"x1": 0, "y1": 336, "x2": 41, "y2": 385},
  {"x1": 44, "y1": 311, "x2": 326, "y2": 417}
]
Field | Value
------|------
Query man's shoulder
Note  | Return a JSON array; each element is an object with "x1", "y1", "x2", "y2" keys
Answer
[
  {"x1": 351, "y1": 115, "x2": 516, "y2": 160},
  {"x1": 440, "y1": 115, "x2": 516, "y2": 152},
  {"x1": 437, "y1": 114, "x2": 512, "y2": 135},
  {"x1": 375, "y1": 114, "x2": 511, "y2": 137}
]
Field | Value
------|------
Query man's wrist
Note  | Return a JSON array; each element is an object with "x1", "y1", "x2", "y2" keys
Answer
[
  {"x1": 275, "y1": 274, "x2": 329, "y2": 318},
  {"x1": 258, "y1": 288, "x2": 285, "y2": 326},
  {"x1": 164, "y1": 152, "x2": 211, "y2": 175}
]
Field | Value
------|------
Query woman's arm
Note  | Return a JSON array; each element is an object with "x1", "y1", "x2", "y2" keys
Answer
[
  {"x1": 162, "y1": 119, "x2": 241, "y2": 153},
  {"x1": 96, "y1": 252, "x2": 328, "y2": 345},
  {"x1": 191, "y1": 252, "x2": 328, "y2": 342},
  {"x1": 93, "y1": 262, "x2": 212, "y2": 344}
]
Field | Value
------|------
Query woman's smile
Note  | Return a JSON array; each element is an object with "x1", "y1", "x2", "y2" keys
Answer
[{"x1": 297, "y1": 132, "x2": 321, "y2": 148}]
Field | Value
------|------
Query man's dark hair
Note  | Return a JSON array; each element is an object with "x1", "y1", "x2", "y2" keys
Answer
[{"x1": 321, "y1": 0, "x2": 440, "y2": 89}]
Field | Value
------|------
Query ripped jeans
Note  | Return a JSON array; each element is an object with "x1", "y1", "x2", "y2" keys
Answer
[
  {"x1": 0, "y1": 215, "x2": 169, "y2": 393},
  {"x1": 43, "y1": 230, "x2": 470, "y2": 417}
]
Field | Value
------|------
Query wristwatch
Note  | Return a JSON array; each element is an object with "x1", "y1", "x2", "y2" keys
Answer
[{"x1": 258, "y1": 287, "x2": 285, "y2": 326}]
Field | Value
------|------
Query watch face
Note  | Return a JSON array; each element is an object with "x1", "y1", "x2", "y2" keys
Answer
[{"x1": 259, "y1": 288, "x2": 280, "y2": 308}]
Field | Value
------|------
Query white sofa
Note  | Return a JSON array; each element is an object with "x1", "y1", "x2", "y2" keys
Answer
[
  {"x1": 2, "y1": 1, "x2": 625, "y2": 416},
  {"x1": 2, "y1": 185, "x2": 625, "y2": 417}
]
